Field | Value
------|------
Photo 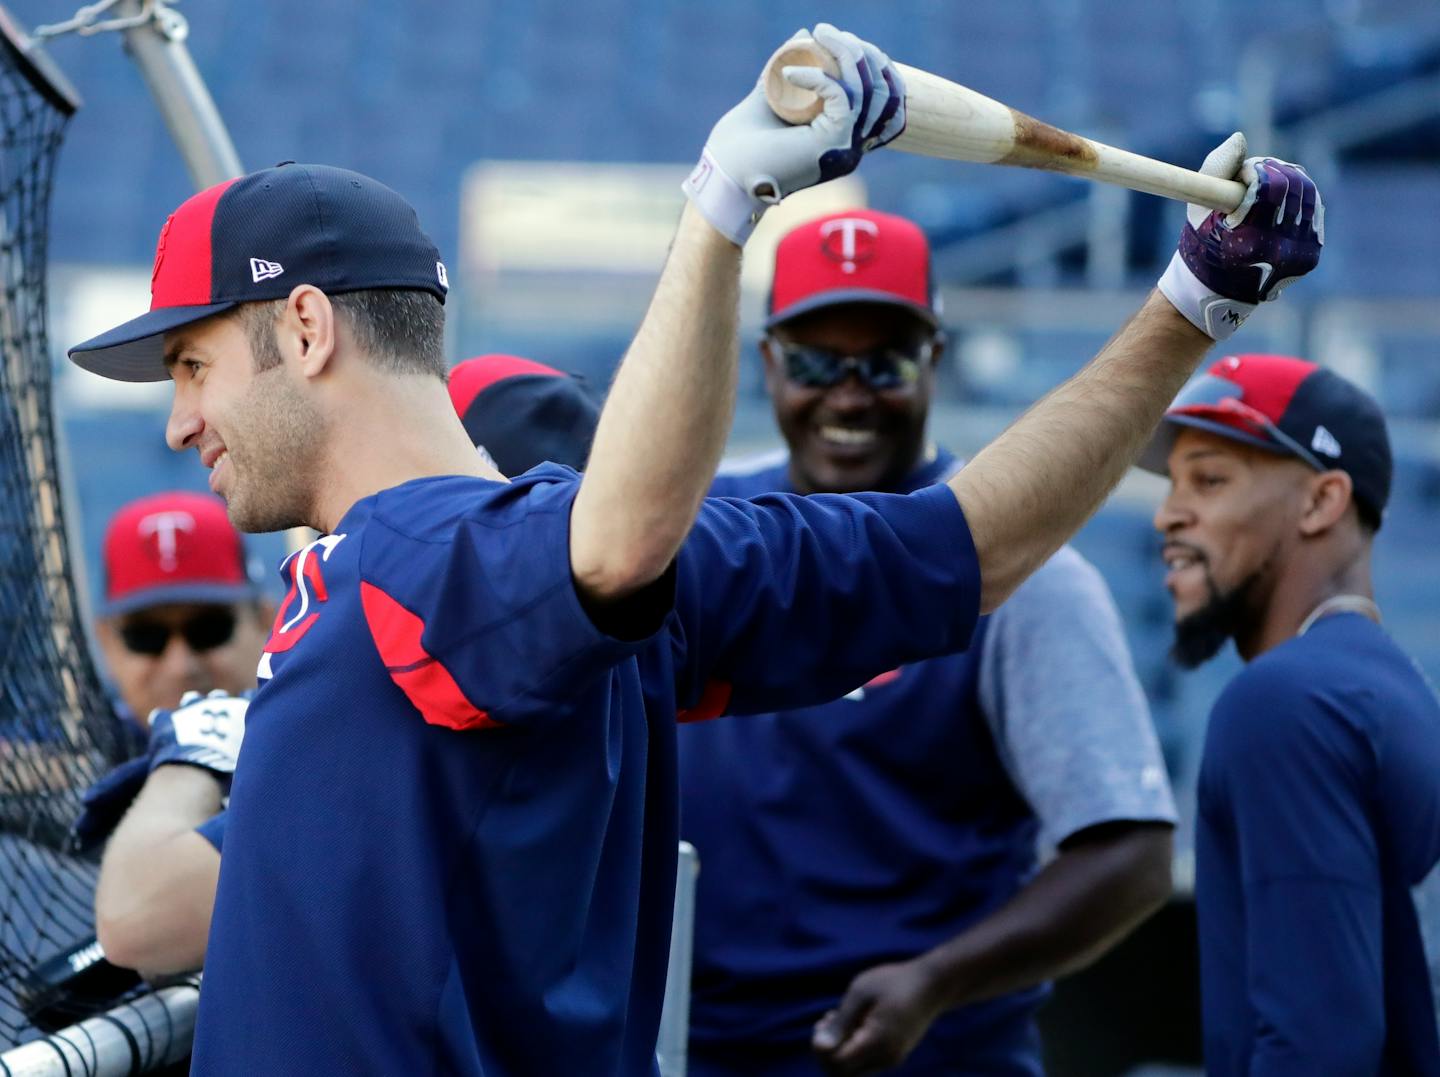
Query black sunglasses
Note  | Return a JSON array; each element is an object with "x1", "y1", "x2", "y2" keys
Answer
[
  {"x1": 119, "y1": 609, "x2": 238, "y2": 656},
  {"x1": 774, "y1": 339, "x2": 935, "y2": 391}
]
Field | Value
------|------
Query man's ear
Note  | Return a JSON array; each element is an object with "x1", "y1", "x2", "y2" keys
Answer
[
  {"x1": 1299, "y1": 470, "x2": 1355, "y2": 537},
  {"x1": 280, "y1": 285, "x2": 337, "y2": 378}
]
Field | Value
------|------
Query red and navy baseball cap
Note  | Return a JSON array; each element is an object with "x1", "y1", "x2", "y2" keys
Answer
[
  {"x1": 447, "y1": 355, "x2": 601, "y2": 475},
  {"x1": 101, "y1": 491, "x2": 263, "y2": 616},
  {"x1": 767, "y1": 208, "x2": 940, "y2": 330},
  {"x1": 1139, "y1": 353, "x2": 1393, "y2": 526},
  {"x1": 69, "y1": 163, "x2": 448, "y2": 383}
]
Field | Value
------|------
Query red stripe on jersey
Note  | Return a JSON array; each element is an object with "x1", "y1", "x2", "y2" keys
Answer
[
  {"x1": 360, "y1": 581, "x2": 499, "y2": 731},
  {"x1": 677, "y1": 680, "x2": 732, "y2": 723},
  {"x1": 151, "y1": 177, "x2": 238, "y2": 308}
]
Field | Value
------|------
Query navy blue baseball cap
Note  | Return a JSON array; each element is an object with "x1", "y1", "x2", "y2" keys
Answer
[
  {"x1": 69, "y1": 163, "x2": 448, "y2": 382},
  {"x1": 447, "y1": 355, "x2": 601, "y2": 475},
  {"x1": 1140, "y1": 353, "x2": 1393, "y2": 526}
]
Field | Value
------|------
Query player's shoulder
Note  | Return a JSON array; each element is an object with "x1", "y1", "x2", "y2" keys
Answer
[
  {"x1": 364, "y1": 465, "x2": 579, "y2": 543},
  {"x1": 1208, "y1": 635, "x2": 1353, "y2": 752}
]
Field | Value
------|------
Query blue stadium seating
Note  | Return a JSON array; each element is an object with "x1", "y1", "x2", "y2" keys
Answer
[{"x1": 8, "y1": 0, "x2": 1436, "y2": 827}]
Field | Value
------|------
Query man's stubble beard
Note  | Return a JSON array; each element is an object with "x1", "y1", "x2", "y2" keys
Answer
[{"x1": 222, "y1": 367, "x2": 328, "y2": 534}]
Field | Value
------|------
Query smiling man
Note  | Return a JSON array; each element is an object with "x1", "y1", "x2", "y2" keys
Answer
[
  {"x1": 1141, "y1": 353, "x2": 1440, "y2": 1075},
  {"x1": 62, "y1": 69, "x2": 1322, "y2": 1072},
  {"x1": 680, "y1": 208, "x2": 1177, "y2": 1077}
]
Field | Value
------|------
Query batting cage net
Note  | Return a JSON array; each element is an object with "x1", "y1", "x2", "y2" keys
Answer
[{"x1": 0, "y1": 4, "x2": 151, "y2": 1056}]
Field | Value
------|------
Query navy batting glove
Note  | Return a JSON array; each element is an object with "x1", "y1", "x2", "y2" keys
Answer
[
  {"x1": 71, "y1": 756, "x2": 151, "y2": 853},
  {"x1": 1159, "y1": 133, "x2": 1324, "y2": 340}
]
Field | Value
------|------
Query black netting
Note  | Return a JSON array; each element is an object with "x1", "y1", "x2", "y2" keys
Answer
[{"x1": 0, "y1": 23, "x2": 135, "y2": 1050}]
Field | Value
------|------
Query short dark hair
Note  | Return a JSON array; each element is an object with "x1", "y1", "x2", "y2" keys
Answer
[{"x1": 235, "y1": 288, "x2": 446, "y2": 378}]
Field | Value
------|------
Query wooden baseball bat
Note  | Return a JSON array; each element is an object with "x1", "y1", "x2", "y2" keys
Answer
[{"x1": 763, "y1": 40, "x2": 1246, "y2": 213}]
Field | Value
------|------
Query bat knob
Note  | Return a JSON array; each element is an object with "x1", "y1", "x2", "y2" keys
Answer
[{"x1": 762, "y1": 38, "x2": 841, "y2": 125}]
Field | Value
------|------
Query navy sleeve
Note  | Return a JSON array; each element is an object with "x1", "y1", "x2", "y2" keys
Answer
[
  {"x1": 358, "y1": 470, "x2": 662, "y2": 729},
  {"x1": 670, "y1": 483, "x2": 981, "y2": 718},
  {"x1": 1206, "y1": 660, "x2": 1385, "y2": 1076},
  {"x1": 195, "y1": 811, "x2": 226, "y2": 853}
]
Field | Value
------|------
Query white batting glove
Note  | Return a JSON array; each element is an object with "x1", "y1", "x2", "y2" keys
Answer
[
  {"x1": 147, "y1": 688, "x2": 249, "y2": 778},
  {"x1": 683, "y1": 23, "x2": 906, "y2": 245}
]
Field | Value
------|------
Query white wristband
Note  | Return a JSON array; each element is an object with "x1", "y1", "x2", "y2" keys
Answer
[
  {"x1": 1157, "y1": 252, "x2": 1257, "y2": 342},
  {"x1": 682, "y1": 148, "x2": 767, "y2": 247}
]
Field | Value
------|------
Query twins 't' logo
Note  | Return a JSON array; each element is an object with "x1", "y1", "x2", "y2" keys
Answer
[{"x1": 259, "y1": 534, "x2": 346, "y2": 676}]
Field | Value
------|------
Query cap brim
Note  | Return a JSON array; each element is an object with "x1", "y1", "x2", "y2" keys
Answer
[
  {"x1": 1137, "y1": 413, "x2": 1291, "y2": 476},
  {"x1": 69, "y1": 301, "x2": 239, "y2": 383},
  {"x1": 766, "y1": 289, "x2": 939, "y2": 331},
  {"x1": 101, "y1": 580, "x2": 259, "y2": 618}
]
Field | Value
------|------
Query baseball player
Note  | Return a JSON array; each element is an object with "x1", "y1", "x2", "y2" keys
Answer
[
  {"x1": 75, "y1": 493, "x2": 268, "y2": 974},
  {"x1": 93, "y1": 491, "x2": 271, "y2": 730},
  {"x1": 681, "y1": 208, "x2": 1176, "y2": 1077},
  {"x1": 66, "y1": 25, "x2": 1322, "y2": 1075},
  {"x1": 1142, "y1": 354, "x2": 1440, "y2": 1074},
  {"x1": 81, "y1": 355, "x2": 601, "y2": 978}
]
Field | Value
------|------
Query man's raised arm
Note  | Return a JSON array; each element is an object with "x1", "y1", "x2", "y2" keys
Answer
[
  {"x1": 570, "y1": 25, "x2": 906, "y2": 602},
  {"x1": 950, "y1": 135, "x2": 1325, "y2": 611}
]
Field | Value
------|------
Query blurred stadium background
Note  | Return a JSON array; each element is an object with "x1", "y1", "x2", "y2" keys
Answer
[{"x1": 5, "y1": 0, "x2": 1438, "y2": 1069}]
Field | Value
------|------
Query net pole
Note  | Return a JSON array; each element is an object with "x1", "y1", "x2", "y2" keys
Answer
[
  {"x1": 656, "y1": 841, "x2": 699, "y2": 1077},
  {"x1": 113, "y1": 0, "x2": 241, "y2": 188},
  {"x1": 0, "y1": 981, "x2": 198, "y2": 1076}
]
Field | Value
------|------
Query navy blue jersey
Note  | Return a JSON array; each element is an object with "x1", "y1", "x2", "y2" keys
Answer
[
  {"x1": 1197, "y1": 613, "x2": 1440, "y2": 1076},
  {"x1": 682, "y1": 450, "x2": 1168, "y2": 1075},
  {"x1": 190, "y1": 466, "x2": 980, "y2": 1076}
]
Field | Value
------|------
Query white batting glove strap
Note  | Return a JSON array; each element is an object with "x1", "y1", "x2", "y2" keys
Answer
[
  {"x1": 682, "y1": 148, "x2": 769, "y2": 246},
  {"x1": 1158, "y1": 251, "x2": 1256, "y2": 341}
]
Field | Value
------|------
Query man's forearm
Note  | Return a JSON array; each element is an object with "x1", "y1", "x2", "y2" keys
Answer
[
  {"x1": 920, "y1": 823, "x2": 1173, "y2": 1009},
  {"x1": 95, "y1": 766, "x2": 223, "y2": 973},
  {"x1": 952, "y1": 293, "x2": 1209, "y2": 612},
  {"x1": 571, "y1": 203, "x2": 742, "y2": 600}
]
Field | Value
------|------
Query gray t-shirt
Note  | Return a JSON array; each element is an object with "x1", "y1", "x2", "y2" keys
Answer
[{"x1": 978, "y1": 544, "x2": 1177, "y2": 849}]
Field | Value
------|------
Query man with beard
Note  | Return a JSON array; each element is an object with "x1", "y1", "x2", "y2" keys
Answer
[
  {"x1": 1142, "y1": 353, "x2": 1440, "y2": 1074},
  {"x1": 63, "y1": 27, "x2": 1322, "y2": 1069},
  {"x1": 680, "y1": 208, "x2": 1176, "y2": 1077}
]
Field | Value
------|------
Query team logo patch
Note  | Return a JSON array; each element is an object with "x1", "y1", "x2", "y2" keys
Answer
[
  {"x1": 250, "y1": 257, "x2": 285, "y2": 283},
  {"x1": 260, "y1": 534, "x2": 346, "y2": 681},
  {"x1": 138, "y1": 509, "x2": 195, "y2": 572},
  {"x1": 819, "y1": 217, "x2": 879, "y2": 275}
]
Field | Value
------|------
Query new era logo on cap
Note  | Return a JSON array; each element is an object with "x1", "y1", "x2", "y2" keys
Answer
[
  {"x1": 250, "y1": 257, "x2": 284, "y2": 283},
  {"x1": 1311, "y1": 425, "x2": 1341, "y2": 458}
]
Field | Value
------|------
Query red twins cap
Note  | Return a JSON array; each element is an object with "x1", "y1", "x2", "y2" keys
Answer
[
  {"x1": 767, "y1": 208, "x2": 940, "y2": 330},
  {"x1": 102, "y1": 491, "x2": 261, "y2": 616},
  {"x1": 69, "y1": 163, "x2": 449, "y2": 383},
  {"x1": 447, "y1": 355, "x2": 601, "y2": 475},
  {"x1": 1139, "y1": 353, "x2": 1393, "y2": 526}
]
